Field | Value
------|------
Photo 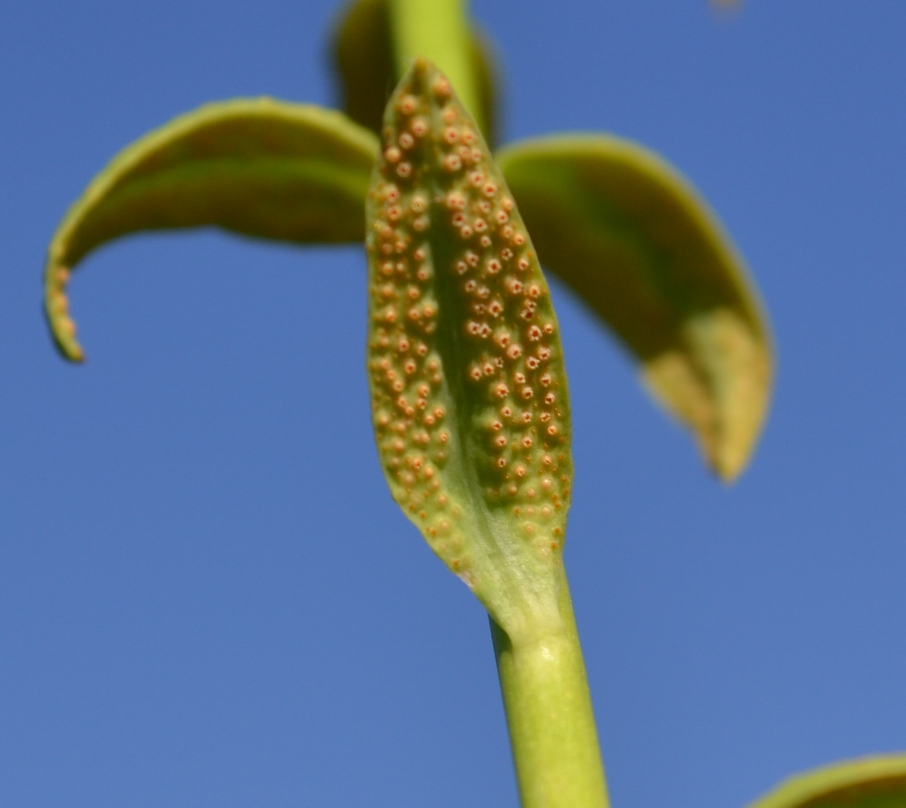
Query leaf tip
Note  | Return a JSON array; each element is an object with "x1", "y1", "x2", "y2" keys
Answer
[
  {"x1": 642, "y1": 307, "x2": 772, "y2": 483},
  {"x1": 44, "y1": 263, "x2": 85, "y2": 363}
]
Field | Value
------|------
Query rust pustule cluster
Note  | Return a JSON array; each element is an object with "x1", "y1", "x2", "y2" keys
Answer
[{"x1": 366, "y1": 60, "x2": 572, "y2": 583}]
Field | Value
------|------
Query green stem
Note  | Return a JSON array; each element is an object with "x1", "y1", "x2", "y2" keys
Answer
[
  {"x1": 385, "y1": 3, "x2": 605, "y2": 803},
  {"x1": 387, "y1": 0, "x2": 480, "y2": 124},
  {"x1": 491, "y1": 565, "x2": 611, "y2": 808}
]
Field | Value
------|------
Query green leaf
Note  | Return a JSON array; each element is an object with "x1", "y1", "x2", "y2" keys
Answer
[
  {"x1": 44, "y1": 99, "x2": 378, "y2": 362},
  {"x1": 748, "y1": 756, "x2": 906, "y2": 808},
  {"x1": 495, "y1": 135, "x2": 773, "y2": 481},
  {"x1": 331, "y1": 0, "x2": 499, "y2": 146},
  {"x1": 366, "y1": 60, "x2": 570, "y2": 642}
]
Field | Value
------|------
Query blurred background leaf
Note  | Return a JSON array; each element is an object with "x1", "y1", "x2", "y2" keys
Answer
[
  {"x1": 45, "y1": 99, "x2": 377, "y2": 360},
  {"x1": 497, "y1": 135, "x2": 771, "y2": 480},
  {"x1": 747, "y1": 756, "x2": 906, "y2": 808}
]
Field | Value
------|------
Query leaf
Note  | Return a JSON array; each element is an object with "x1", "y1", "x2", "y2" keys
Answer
[
  {"x1": 365, "y1": 60, "x2": 570, "y2": 642},
  {"x1": 495, "y1": 135, "x2": 773, "y2": 481},
  {"x1": 747, "y1": 755, "x2": 906, "y2": 808},
  {"x1": 44, "y1": 99, "x2": 378, "y2": 362},
  {"x1": 331, "y1": 0, "x2": 499, "y2": 146}
]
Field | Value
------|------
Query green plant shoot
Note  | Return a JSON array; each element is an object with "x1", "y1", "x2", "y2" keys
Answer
[
  {"x1": 366, "y1": 58, "x2": 605, "y2": 808},
  {"x1": 37, "y1": 1, "x2": 903, "y2": 807}
]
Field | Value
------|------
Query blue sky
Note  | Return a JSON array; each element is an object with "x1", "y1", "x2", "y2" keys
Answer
[{"x1": 2, "y1": 2, "x2": 905, "y2": 807}]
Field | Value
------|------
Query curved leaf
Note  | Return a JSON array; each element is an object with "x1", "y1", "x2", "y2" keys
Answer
[
  {"x1": 45, "y1": 99, "x2": 378, "y2": 361},
  {"x1": 748, "y1": 755, "x2": 906, "y2": 808},
  {"x1": 366, "y1": 60, "x2": 570, "y2": 642},
  {"x1": 331, "y1": 0, "x2": 499, "y2": 146},
  {"x1": 496, "y1": 135, "x2": 773, "y2": 481}
]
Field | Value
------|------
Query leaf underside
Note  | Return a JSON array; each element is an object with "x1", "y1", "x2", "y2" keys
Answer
[
  {"x1": 496, "y1": 136, "x2": 773, "y2": 481},
  {"x1": 365, "y1": 60, "x2": 570, "y2": 639},
  {"x1": 747, "y1": 755, "x2": 906, "y2": 808},
  {"x1": 331, "y1": 0, "x2": 499, "y2": 146},
  {"x1": 44, "y1": 99, "x2": 378, "y2": 361}
]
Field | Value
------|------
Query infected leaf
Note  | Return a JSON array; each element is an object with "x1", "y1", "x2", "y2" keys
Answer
[
  {"x1": 331, "y1": 0, "x2": 499, "y2": 145},
  {"x1": 496, "y1": 136, "x2": 772, "y2": 481},
  {"x1": 366, "y1": 60, "x2": 569, "y2": 641},
  {"x1": 747, "y1": 755, "x2": 906, "y2": 808},
  {"x1": 45, "y1": 99, "x2": 378, "y2": 362}
]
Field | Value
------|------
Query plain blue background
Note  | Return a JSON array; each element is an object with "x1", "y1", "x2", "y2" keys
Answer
[{"x1": 2, "y1": 2, "x2": 905, "y2": 806}]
